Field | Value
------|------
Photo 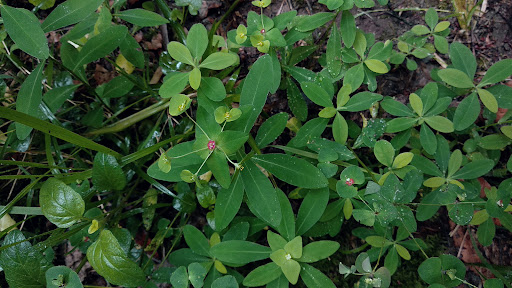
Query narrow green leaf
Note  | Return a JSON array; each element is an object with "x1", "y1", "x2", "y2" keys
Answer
[
  {"x1": 424, "y1": 116, "x2": 454, "y2": 133},
  {"x1": 210, "y1": 241, "x2": 271, "y2": 264},
  {"x1": 206, "y1": 149, "x2": 231, "y2": 188},
  {"x1": 72, "y1": 25, "x2": 128, "y2": 71},
  {"x1": 381, "y1": 98, "x2": 414, "y2": 116},
  {"x1": 256, "y1": 112, "x2": 289, "y2": 148},
  {"x1": 296, "y1": 12, "x2": 335, "y2": 32},
  {"x1": 425, "y1": 8, "x2": 438, "y2": 30},
  {"x1": 420, "y1": 123, "x2": 437, "y2": 155},
  {"x1": 2, "y1": 5, "x2": 49, "y2": 59},
  {"x1": 447, "y1": 149, "x2": 462, "y2": 178},
  {"x1": 252, "y1": 154, "x2": 328, "y2": 188},
  {"x1": 300, "y1": 263, "x2": 336, "y2": 288},
  {"x1": 326, "y1": 24, "x2": 342, "y2": 77},
  {"x1": 385, "y1": 117, "x2": 416, "y2": 133},
  {"x1": 296, "y1": 188, "x2": 329, "y2": 235},
  {"x1": 183, "y1": 225, "x2": 211, "y2": 257},
  {"x1": 343, "y1": 92, "x2": 383, "y2": 112},
  {"x1": 453, "y1": 92, "x2": 480, "y2": 131},
  {"x1": 0, "y1": 107, "x2": 121, "y2": 157},
  {"x1": 199, "y1": 52, "x2": 239, "y2": 70},
  {"x1": 340, "y1": 10, "x2": 356, "y2": 47},
  {"x1": 15, "y1": 62, "x2": 45, "y2": 140},
  {"x1": 409, "y1": 93, "x2": 423, "y2": 116},
  {"x1": 243, "y1": 262, "x2": 282, "y2": 287},
  {"x1": 343, "y1": 63, "x2": 365, "y2": 92},
  {"x1": 241, "y1": 160, "x2": 282, "y2": 227},
  {"x1": 332, "y1": 112, "x2": 348, "y2": 145},
  {"x1": 298, "y1": 241, "x2": 340, "y2": 263},
  {"x1": 438, "y1": 68, "x2": 474, "y2": 88},
  {"x1": 286, "y1": 78, "x2": 308, "y2": 121},
  {"x1": 40, "y1": 178, "x2": 85, "y2": 228},
  {"x1": 215, "y1": 173, "x2": 243, "y2": 231},
  {"x1": 41, "y1": 0, "x2": 103, "y2": 32},
  {"x1": 452, "y1": 159, "x2": 494, "y2": 180},
  {"x1": 477, "y1": 218, "x2": 495, "y2": 247},
  {"x1": 276, "y1": 189, "x2": 296, "y2": 241},
  {"x1": 118, "y1": 9, "x2": 169, "y2": 27},
  {"x1": 87, "y1": 230, "x2": 146, "y2": 287},
  {"x1": 478, "y1": 59, "x2": 512, "y2": 87}
]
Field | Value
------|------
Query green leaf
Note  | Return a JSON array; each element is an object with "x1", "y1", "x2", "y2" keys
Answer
[
  {"x1": 199, "y1": 52, "x2": 239, "y2": 70},
  {"x1": 353, "y1": 31, "x2": 367, "y2": 57},
  {"x1": 252, "y1": 154, "x2": 328, "y2": 189},
  {"x1": 478, "y1": 134, "x2": 511, "y2": 150},
  {"x1": 447, "y1": 149, "x2": 462, "y2": 178},
  {"x1": 256, "y1": 112, "x2": 288, "y2": 148},
  {"x1": 215, "y1": 173, "x2": 244, "y2": 231},
  {"x1": 434, "y1": 34, "x2": 449, "y2": 54},
  {"x1": 452, "y1": 159, "x2": 495, "y2": 180},
  {"x1": 343, "y1": 63, "x2": 365, "y2": 92},
  {"x1": 340, "y1": 10, "x2": 356, "y2": 47},
  {"x1": 186, "y1": 23, "x2": 208, "y2": 60},
  {"x1": 212, "y1": 275, "x2": 239, "y2": 288},
  {"x1": 343, "y1": 92, "x2": 383, "y2": 112},
  {"x1": 206, "y1": 149, "x2": 231, "y2": 188},
  {"x1": 484, "y1": 279, "x2": 504, "y2": 288},
  {"x1": 424, "y1": 116, "x2": 454, "y2": 133},
  {"x1": 236, "y1": 55, "x2": 273, "y2": 133},
  {"x1": 374, "y1": 140, "x2": 395, "y2": 167},
  {"x1": 296, "y1": 188, "x2": 329, "y2": 235},
  {"x1": 296, "y1": 12, "x2": 335, "y2": 32},
  {"x1": 364, "y1": 59, "x2": 389, "y2": 74},
  {"x1": 210, "y1": 240, "x2": 271, "y2": 264},
  {"x1": 326, "y1": 24, "x2": 342, "y2": 77},
  {"x1": 450, "y1": 42, "x2": 476, "y2": 79},
  {"x1": 159, "y1": 73, "x2": 190, "y2": 98},
  {"x1": 72, "y1": 25, "x2": 128, "y2": 71},
  {"x1": 411, "y1": 155, "x2": 443, "y2": 177},
  {"x1": 385, "y1": 117, "x2": 417, "y2": 133},
  {"x1": 198, "y1": 77, "x2": 227, "y2": 101},
  {"x1": 168, "y1": 41, "x2": 195, "y2": 65},
  {"x1": 411, "y1": 24, "x2": 430, "y2": 35},
  {"x1": 2, "y1": 5, "x2": 49, "y2": 59},
  {"x1": 101, "y1": 76, "x2": 134, "y2": 99},
  {"x1": 169, "y1": 94, "x2": 192, "y2": 116},
  {"x1": 438, "y1": 68, "x2": 475, "y2": 88},
  {"x1": 478, "y1": 59, "x2": 512, "y2": 87},
  {"x1": 286, "y1": 78, "x2": 308, "y2": 121},
  {"x1": 333, "y1": 112, "x2": 348, "y2": 145},
  {"x1": 409, "y1": 93, "x2": 423, "y2": 116},
  {"x1": 276, "y1": 189, "x2": 296, "y2": 241},
  {"x1": 393, "y1": 152, "x2": 413, "y2": 169},
  {"x1": 92, "y1": 152, "x2": 126, "y2": 192},
  {"x1": 189, "y1": 67, "x2": 202, "y2": 90},
  {"x1": 118, "y1": 9, "x2": 169, "y2": 27},
  {"x1": 40, "y1": 178, "x2": 85, "y2": 228},
  {"x1": 282, "y1": 259, "x2": 301, "y2": 284},
  {"x1": 43, "y1": 84, "x2": 80, "y2": 113},
  {"x1": 477, "y1": 218, "x2": 495, "y2": 247},
  {"x1": 243, "y1": 262, "x2": 282, "y2": 287},
  {"x1": 395, "y1": 244, "x2": 411, "y2": 260},
  {"x1": 381, "y1": 98, "x2": 414, "y2": 116},
  {"x1": 15, "y1": 62, "x2": 45, "y2": 140},
  {"x1": 319, "y1": 107, "x2": 337, "y2": 118},
  {"x1": 41, "y1": 0, "x2": 103, "y2": 32},
  {"x1": 298, "y1": 241, "x2": 340, "y2": 263},
  {"x1": 87, "y1": 230, "x2": 146, "y2": 287},
  {"x1": 188, "y1": 262, "x2": 207, "y2": 288},
  {"x1": 420, "y1": 123, "x2": 437, "y2": 155},
  {"x1": 300, "y1": 82, "x2": 333, "y2": 107},
  {"x1": 241, "y1": 160, "x2": 282, "y2": 227},
  {"x1": 477, "y1": 88, "x2": 498, "y2": 113},
  {"x1": 0, "y1": 107, "x2": 121, "y2": 157},
  {"x1": 170, "y1": 266, "x2": 188, "y2": 288},
  {"x1": 365, "y1": 236, "x2": 390, "y2": 247},
  {"x1": 425, "y1": 8, "x2": 438, "y2": 29},
  {"x1": 0, "y1": 230, "x2": 47, "y2": 288},
  {"x1": 216, "y1": 130, "x2": 248, "y2": 155},
  {"x1": 300, "y1": 263, "x2": 336, "y2": 288},
  {"x1": 453, "y1": 92, "x2": 480, "y2": 130},
  {"x1": 119, "y1": 34, "x2": 144, "y2": 68},
  {"x1": 434, "y1": 21, "x2": 450, "y2": 32},
  {"x1": 45, "y1": 266, "x2": 83, "y2": 288}
]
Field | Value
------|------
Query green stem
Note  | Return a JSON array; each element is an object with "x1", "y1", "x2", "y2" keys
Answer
[{"x1": 86, "y1": 99, "x2": 171, "y2": 136}]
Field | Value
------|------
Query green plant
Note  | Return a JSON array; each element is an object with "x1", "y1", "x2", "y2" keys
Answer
[{"x1": 0, "y1": 0, "x2": 511, "y2": 287}]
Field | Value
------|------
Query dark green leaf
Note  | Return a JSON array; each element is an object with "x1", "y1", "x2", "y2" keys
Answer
[
  {"x1": 340, "y1": 10, "x2": 356, "y2": 47},
  {"x1": 87, "y1": 230, "x2": 146, "y2": 287},
  {"x1": 478, "y1": 59, "x2": 512, "y2": 87},
  {"x1": 477, "y1": 218, "x2": 495, "y2": 246},
  {"x1": 256, "y1": 112, "x2": 288, "y2": 148},
  {"x1": 453, "y1": 92, "x2": 480, "y2": 131},
  {"x1": 243, "y1": 262, "x2": 282, "y2": 287},
  {"x1": 343, "y1": 92, "x2": 383, "y2": 112},
  {"x1": 242, "y1": 160, "x2": 282, "y2": 227},
  {"x1": 300, "y1": 263, "x2": 335, "y2": 288},
  {"x1": 15, "y1": 62, "x2": 45, "y2": 140},
  {"x1": 206, "y1": 149, "x2": 231, "y2": 188},
  {"x1": 420, "y1": 123, "x2": 437, "y2": 155},
  {"x1": 101, "y1": 76, "x2": 134, "y2": 99},
  {"x1": 300, "y1": 82, "x2": 333, "y2": 107},
  {"x1": 452, "y1": 159, "x2": 494, "y2": 180},
  {"x1": 215, "y1": 173, "x2": 244, "y2": 231},
  {"x1": 212, "y1": 275, "x2": 239, "y2": 288},
  {"x1": 438, "y1": 68, "x2": 474, "y2": 88},
  {"x1": 450, "y1": 42, "x2": 476, "y2": 79},
  {"x1": 326, "y1": 24, "x2": 342, "y2": 77},
  {"x1": 343, "y1": 63, "x2": 365, "y2": 92},
  {"x1": 92, "y1": 152, "x2": 126, "y2": 191},
  {"x1": 210, "y1": 241, "x2": 271, "y2": 264},
  {"x1": 381, "y1": 98, "x2": 414, "y2": 117},
  {"x1": 45, "y1": 266, "x2": 83, "y2": 288},
  {"x1": 41, "y1": 0, "x2": 103, "y2": 32},
  {"x1": 40, "y1": 178, "x2": 85, "y2": 228},
  {"x1": 296, "y1": 188, "x2": 329, "y2": 235},
  {"x1": 296, "y1": 12, "x2": 335, "y2": 32},
  {"x1": 252, "y1": 154, "x2": 328, "y2": 188},
  {"x1": 118, "y1": 9, "x2": 169, "y2": 27},
  {"x1": 2, "y1": 6, "x2": 49, "y2": 59}
]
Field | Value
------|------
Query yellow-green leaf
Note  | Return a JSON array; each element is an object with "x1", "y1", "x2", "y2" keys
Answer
[
  {"x1": 423, "y1": 177, "x2": 445, "y2": 188},
  {"x1": 434, "y1": 21, "x2": 450, "y2": 32},
  {"x1": 477, "y1": 88, "x2": 498, "y2": 113},
  {"x1": 189, "y1": 67, "x2": 202, "y2": 90},
  {"x1": 364, "y1": 59, "x2": 389, "y2": 74},
  {"x1": 395, "y1": 244, "x2": 411, "y2": 260},
  {"x1": 409, "y1": 93, "x2": 423, "y2": 116},
  {"x1": 392, "y1": 152, "x2": 413, "y2": 169}
]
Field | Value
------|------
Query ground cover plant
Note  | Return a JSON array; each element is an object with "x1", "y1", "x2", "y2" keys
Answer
[{"x1": 0, "y1": 0, "x2": 511, "y2": 287}]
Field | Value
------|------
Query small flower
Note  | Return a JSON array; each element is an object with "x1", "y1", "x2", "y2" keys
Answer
[
  {"x1": 345, "y1": 178, "x2": 354, "y2": 186},
  {"x1": 208, "y1": 140, "x2": 216, "y2": 151},
  {"x1": 250, "y1": 35, "x2": 270, "y2": 53},
  {"x1": 236, "y1": 25, "x2": 248, "y2": 44},
  {"x1": 252, "y1": 0, "x2": 271, "y2": 8},
  {"x1": 285, "y1": 253, "x2": 292, "y2": 260}
]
